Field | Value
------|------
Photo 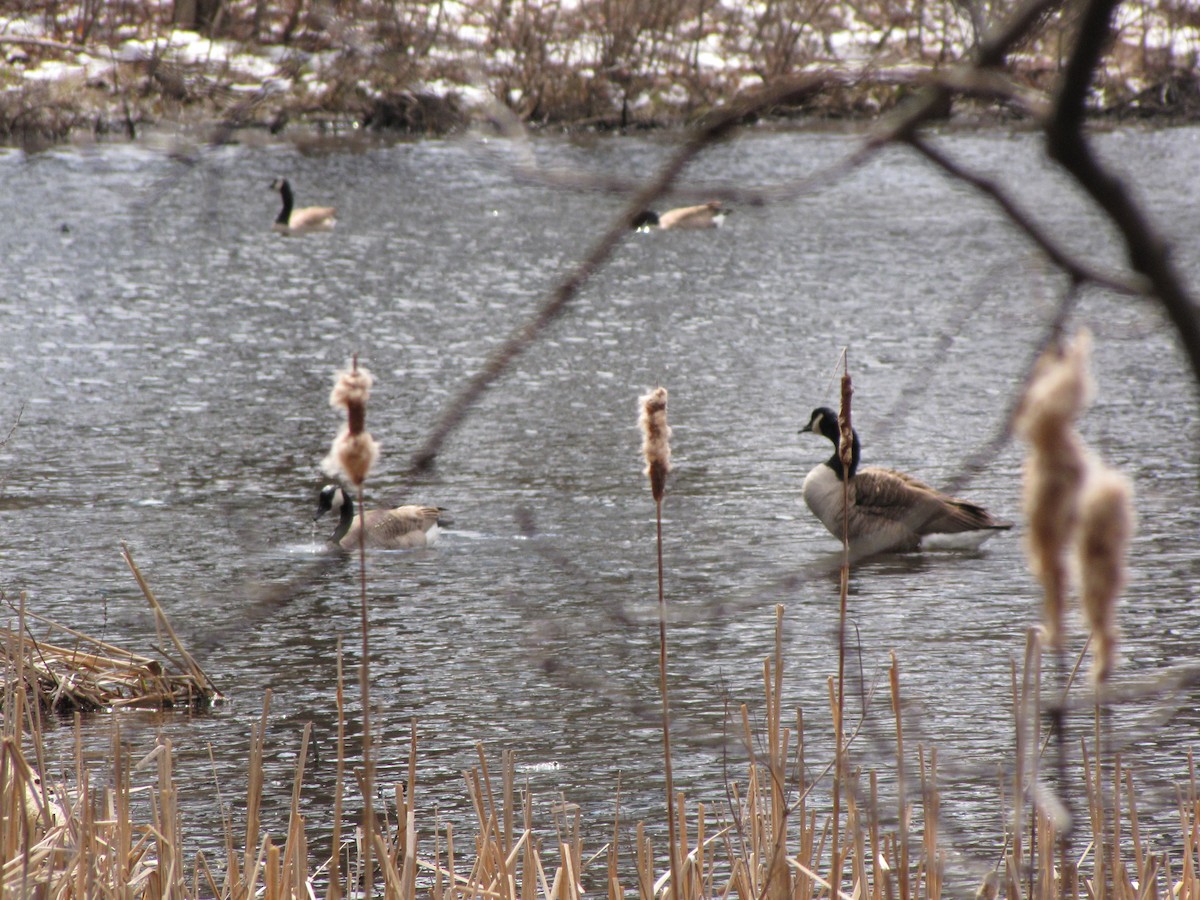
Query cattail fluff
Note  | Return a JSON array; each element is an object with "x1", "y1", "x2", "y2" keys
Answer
[
  {"x1": 1014, "y1": 330, "x2": 1094, "y2": 649},
  {"x1": 322, "y1": 361, "x2": 380, "y2": 487},
  {"x1": 639, "y1": 387, "x2": 671, "y2": 502},
  {"x1": 1076, "y1": 463, "x2": 1134, "y2": 686}
]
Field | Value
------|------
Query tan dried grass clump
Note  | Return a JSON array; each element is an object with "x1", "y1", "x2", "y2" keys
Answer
[
  {"x1": 323, "y1": 359, "x2": 379, "y2": 487},
  {"x1": 1015, "y1": 330, "x2": 1094, "y2": 648},
  {"x1": 639, "y1": 387, "x2": 671, "y2": 503}
]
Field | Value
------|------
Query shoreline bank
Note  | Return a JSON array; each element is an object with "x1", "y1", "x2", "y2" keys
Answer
[{"x1": 4, "y1": 1, "x2": 1200, "y2": 149}]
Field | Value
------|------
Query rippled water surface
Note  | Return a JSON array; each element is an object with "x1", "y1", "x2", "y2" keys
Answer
[{"x1": 2, "y1": 124, "x2": 1199, "y2": 889}]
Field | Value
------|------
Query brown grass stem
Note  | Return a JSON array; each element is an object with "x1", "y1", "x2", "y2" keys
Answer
[
  {"x1": 832, "y1": 362, "x2": 854, "y2": 895},
  {"x1": 654, "y1": 493, "x2": 681, "y2": 900},
  {"x1": 120, "y1": 543, "x2": 219, "y2": 699},
  {"x1": 355, "y1": 481, "x2": 377, "y2": 898}
]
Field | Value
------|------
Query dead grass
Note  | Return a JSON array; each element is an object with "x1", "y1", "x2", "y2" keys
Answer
[{"x1": 2, "y1": 588, "x2": 1199, "y2": 898}]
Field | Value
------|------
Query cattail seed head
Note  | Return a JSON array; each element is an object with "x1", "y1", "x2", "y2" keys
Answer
[
  {"x1": 1016, "y1": 330, "x2": 1094, "y2": 649},
  {"x1": 639, "y1": 387, "x2": 671, "y2": 503},
  {"x1": 838, "y1": 372, "x2": 854, "y2": 474},
  {"x1": 1015, "y1": 330, "x2": 1094, "y2": 451},
  {"x1": 1076, "y1": 462, "x2": 1134, "y2": 686},
  {"x1": 323, "y1": 426, "x2": 380, "y2": 487},
  {"x1": 323, "y1": 360, "x2": 379, "y2": 487},
  {"x1": 1022, "y1": 435, "x2": 1089, "y2": 648},
  {"x1": 330, "y1": 362, "x2": 374, "y2": 437}
]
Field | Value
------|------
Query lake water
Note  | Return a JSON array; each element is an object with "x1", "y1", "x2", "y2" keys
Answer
[{"x1": 1, "y1": 123, "x2": 1199, "y2": 893}]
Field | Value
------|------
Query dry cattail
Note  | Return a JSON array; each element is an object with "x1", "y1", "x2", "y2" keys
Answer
[
  {"x1": 323, "y1": 361, "x2": 380, "y2": 487},
  {"x1": 639, "y1": 387, "x2": 671, "y2": 503},
  {"x1": 1021, "y1": 432, "x2": 1089, "y2": 648},
  {"x1": 330, "y1": 362, "x2": 373, "y2": 436},
  {"x1": 1015, "y1": 330, "x2": 1094, "y2": 451},
  {"x1": 1015, "y1": 330, "x2": 1094, "y2": 648},
  {"x1": 1076, "y1": 462, "x2": 1134, "y2": 686}
]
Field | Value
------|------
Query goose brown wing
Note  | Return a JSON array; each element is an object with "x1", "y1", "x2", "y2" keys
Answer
[
  {"x1": 855, "y1": 467, "x2": 999, "y2": 534},
  {"x1": 363, "y1": 506, "x2": 439, "y2": 543},
  {"x1": 289, "y1": 206, "x2": 336, "y2": 229},
  {"x1": 657, "y1": 204, "x2": 714, "y2": 229}
]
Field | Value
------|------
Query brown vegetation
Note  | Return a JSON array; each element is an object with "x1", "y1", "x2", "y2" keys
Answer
[{"x1": 1, "y1": 0, "x2": 1199, "y2": 144}]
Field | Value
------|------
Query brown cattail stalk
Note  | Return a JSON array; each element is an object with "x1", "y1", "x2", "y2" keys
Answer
[
  {"x1": 638, "y1": 387, "x2": 679, "y2": 899},
  {"x1": 1076, "y1": 463, "x2": 1134, "y2": 687},
  {"x1": 324, "y1": 355, "x2": 379, "y2": 895},
  {"x1": 832, "y1": 364, "x2": 852, "y2": 893}
]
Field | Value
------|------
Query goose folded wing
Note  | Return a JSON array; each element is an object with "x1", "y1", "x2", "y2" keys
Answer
[
  {"x1": 364, "y1": 506, "x2": 440, "y2": 540},
  {"x1": 855, "y1": 467, "x2": 996, "y2": 534}
]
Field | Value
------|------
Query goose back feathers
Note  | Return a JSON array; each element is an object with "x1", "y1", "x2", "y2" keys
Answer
[
  {"x1": 272, "y1": 178, "x2": 336, "y2": 233},
  {"x1": 315, "y1": 485, "x2": 446, "y2": 550},
  {"x1": 800, "y1": 407, "x2": 1010, "y2": 553},
  {"x1": 632, "y1": 200, "x2": 728, "y2": 230}
]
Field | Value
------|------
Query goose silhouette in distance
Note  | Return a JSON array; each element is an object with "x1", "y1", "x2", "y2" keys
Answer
[
  {"x1": 271, "y1": 178, "x2": 336, "y2": 233},
  {"x1": 632, "y1": 200, "x2": 728, "y2": 230},
  {"x1": 315, "y1": 485, "x2": 449, "y2": 550},
  {"x1": 800, "y1": 407, "x2": 1011, "y2": 553}
]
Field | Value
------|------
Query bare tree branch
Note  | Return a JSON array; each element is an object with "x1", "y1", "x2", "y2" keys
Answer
[
  {"x1": 906, "y1": 134, "x2": 1143, "y2": 297},
  {"x1": 1043, "y1": 0, "x2": 1200, "y2": 391}
]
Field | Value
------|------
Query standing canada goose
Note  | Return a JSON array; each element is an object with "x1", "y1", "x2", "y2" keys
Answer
[
  {"x1": 271, "y1": 178, "x2": 336, "y2": 233},
  {"x1": 800, "y1": 407, "x2": 1011, "y2": 553},
  {"x1": 632, "y1": 200, "x2": 728, "y2": 231},
  {"x1": 314, "y1": 485, "x2": 448, "y2": 550}
]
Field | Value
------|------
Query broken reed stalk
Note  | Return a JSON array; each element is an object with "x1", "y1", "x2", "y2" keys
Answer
[
  {"x1": 120, "y1": 542, "x2": 220, "y2": 702},
  {"x1": 329, "y1": 640, "x2": 346, "y2": 900},
  {"x1": 353, "y1": 477, "x2": 378, "y2": 897},
  {"x1": 832, "y1": 361, "x2": 853, "y2": 893},
  {"x1": 638, "y1": 387, "x2": 679, "y2": 898},
  {"x1": 889, "y1": 652, "x2": 910, "y2": 900}
]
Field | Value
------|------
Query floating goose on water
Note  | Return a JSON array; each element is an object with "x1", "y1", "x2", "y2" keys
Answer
[
  {"x1": 632, "y1": 200, "x2": 728, "y2": 231},
  {"x1": 800, "y1": 407, "x2": 1011, "y2": 553},
  {"x1": 271, "y1": 178, "x2": 336, "y2": 234},
  {"x1": 315, "y1": 485, "x2": 448, "y2": 550}
]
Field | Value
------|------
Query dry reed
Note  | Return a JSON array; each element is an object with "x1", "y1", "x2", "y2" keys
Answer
[
  {"x1": 1, "y1": 592, "x2": 1197, "y2": 898},
  {"x1": 638, "y1": 386, "x2": 680, "y2": 900},
  {"x1": 325, "y1": 354, "x2": 381, "y2": 897}
]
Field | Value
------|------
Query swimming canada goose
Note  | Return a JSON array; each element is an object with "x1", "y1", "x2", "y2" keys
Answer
[
  {"x1": 314, "y1": 485, "x2": 448, "y2": 550},
  {"x1": 800, "y1": 407, "x2": 1011, "y2": 553},
  {"x1": 271, "y1": 178, "x2": 336, "y2": 233},
  {"x1": 632, "y1": 200, "x2": 728, "y2": 231}
]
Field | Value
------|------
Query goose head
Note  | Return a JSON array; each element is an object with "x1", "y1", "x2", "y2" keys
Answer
[
  {"x1": 802, "y1": 407, "x2": 861, "y2": 480},
  {"x1": 631, "y1": 210, "x2": 660, "y2": 230},
  {"x1": 314, "y1": 484, "x2": 355, "y2": 541}
]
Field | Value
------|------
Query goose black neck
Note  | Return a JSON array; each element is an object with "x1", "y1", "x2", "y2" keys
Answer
[
  {"x1": 819, "y1": 421, "x2": 861, "y2": 481},
  {"x1": 276, "y1": 181, "x2": 294, "y2": 225},
  {"x1": 332, "y1": 491, "x2": 356, "y2": 543}
]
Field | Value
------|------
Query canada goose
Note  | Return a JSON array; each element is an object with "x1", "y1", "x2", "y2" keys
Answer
[
  {"x1": 314, "y1": 485, "x2": 448, "y2": 550},
  {"x1": 632, "y1": 200, "x2": 728, "y2": 231},
  {"x1": 800, "y1": 407, "x2": 1011, "y2": 553},
  {"x1": 271, "y1": 178, "x2": 336, "y2": 233}
]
